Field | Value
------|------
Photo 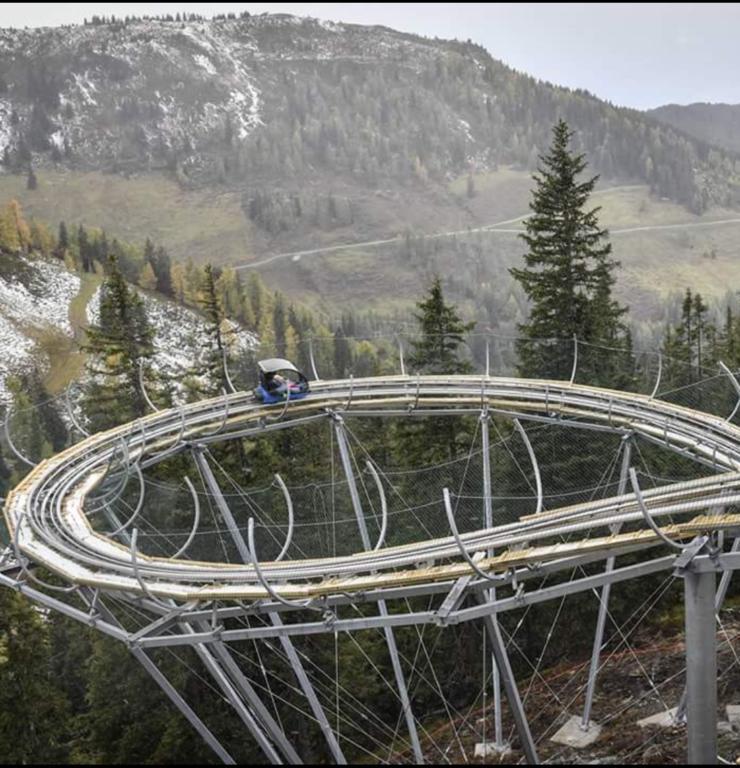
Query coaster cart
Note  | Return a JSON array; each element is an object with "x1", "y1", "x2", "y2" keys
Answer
[{"x1": 254, "y1": 358, "x2": 310, "y2": 404}]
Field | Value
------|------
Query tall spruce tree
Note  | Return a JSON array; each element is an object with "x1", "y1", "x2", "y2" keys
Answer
[
  {"x1": 510, "y1": 120, "x2": 628, "y2": 383},
  {"x1": 56, "y1": 221, "x2": 69, "y2": 259},
  {"x1": 394, "y1": 278, "x2": 475, "y2": 468},
  {"x1": 198, "y1": 263, "x2": 230, "y2": 394},
  {"x1": 408, "y1": 276, "x2": 475, "y2": 374},
  {"x1": 83, "y1": 255, "x2": 155, "y2": 428},
  {"x1": 662, "y1": 287, "x2": 716, "y2": 389},
  {"x1": 0, "y1": 440, "x2": 10, "y2": 498}
]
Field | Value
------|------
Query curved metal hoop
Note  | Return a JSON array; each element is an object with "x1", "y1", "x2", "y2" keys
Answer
[
  {"x1": 246, "y1": 518, "x2": 320, "y2": 611},
  {"x1": 222, "y1": 347, "x2": 238, "y2": 394},
  {"x1": 398, "y1": 338, "x2": 406, "y2": 377},
  {"x1": 443, "y1": 488, "x2": 504, "y2": 584},
  {"x1": 628, "y1": 467, "x2": 685, "y2": 551},
  {"x1": 365, "y1": 461, "x2": 388, "y2": 551},
  {"x1": 109, "y1": 463, "x2": 146, "y2": 536},
  {"x1": 200, "y1": 390, "x2": 230, "y2": 437},
  {"x1": 513, "y1": 418, "x2": 543, "y2": 514},
  {"x1": 650, "y1": 352, "x2": 663, "y2": 400},
  {"x1": 65, "y1": 387, "x2": 90, "y2": 437},
  {"x1": 138, "y1": 359, "x2": 161, "y2": 413},
  {"x1": 309, "y1": 339, "x2": 321, "y2": 382},
  {"x1": 87, "y1": 436, "x2": 139, "y2": 512},
  {"x1": 569, "y1": 334, "x2": 578, "y2": 385},
  {"x1": 719, "y1": 361, "x2": 740, "y2": 422},
  {"x1": 4, "y1": 408, "x2": 36, "y2": 467},
  {"x1": 342, "y1": 375, "x2": 355, "y2": 412},
  {"x1": 130, "y1": 528, "x2": 177, "y2": 609},
  {"x1": 273, "y1": 474, "x2": 295, "y2": 562},
  {"x1": 147, "y1": 407, "x2": 187, "y2": 464},
  {"x1": 170, "y1": 476, "x2": 201, "y2": 560},
  {"x1": 410, "y1": 373, "x2": 421, "y2": 412}
]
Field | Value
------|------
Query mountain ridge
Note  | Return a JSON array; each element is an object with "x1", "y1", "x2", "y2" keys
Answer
[
  {"x1": 648, "y1": 102, "x2": 740, "y2": 155},
  {"x1": 1, "y1": 12, "x2": 738, "y2": 214}
]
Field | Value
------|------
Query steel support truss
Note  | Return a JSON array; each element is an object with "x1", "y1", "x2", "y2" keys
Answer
[
  {"x1": 2, "y1": 534, "x2": 736, "y2": 764},
  {"x1": 5, "y1": 372, "x2": 740, "y2": 764}
]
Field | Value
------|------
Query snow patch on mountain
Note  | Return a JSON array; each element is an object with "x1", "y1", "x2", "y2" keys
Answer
[
  {"x1": 0, "y1": 258, "x2": 79, "y2": 335},
  {"x1": 193, "y1": 53, "x2": 217, "y2": 77},
  {"x1": 0, "y1": 257, "x2": 81, "y2": 403},
  {"x1": 86, "y1": 286, "x2": 257, "y2": 401},
  {"x1": 0, "y1": 98, "x2": 15, "y2": 153},
  {"x1": 0, "y1": 318, "x2": 34, "y2": 404},
  {"x1": 71, "y1": 72, "x2": 98, "y2": 108}
]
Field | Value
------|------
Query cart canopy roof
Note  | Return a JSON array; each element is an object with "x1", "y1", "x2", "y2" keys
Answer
[{"x1": 257, "y1": 358, "x2": 301, "y2": 374}]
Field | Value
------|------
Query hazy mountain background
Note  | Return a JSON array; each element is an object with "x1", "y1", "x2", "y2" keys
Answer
[
  {"x1": 1, "y1": 11, "x2": 740, "y2": 391},
  {"x1": 649, "y1": 103, "x2": 740, "y2": 154}
]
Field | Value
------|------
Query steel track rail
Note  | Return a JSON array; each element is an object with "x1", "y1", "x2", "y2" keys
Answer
[{"x1": 5, "y1": 376, "x2": 740, "y2": 603}]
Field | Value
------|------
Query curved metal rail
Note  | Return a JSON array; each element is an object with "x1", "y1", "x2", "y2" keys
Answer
[{"x1": 5, "y1": 374, "x2": 740, "y2": 603}]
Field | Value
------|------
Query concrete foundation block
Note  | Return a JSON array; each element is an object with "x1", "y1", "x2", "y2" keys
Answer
[
  {"x1": 474, "y1": 741, "x2": 511, "y2": 758},
  {"x1": 550, "y1": 715, "x2": 602, "y2": 748},
  {"x1": 726, "y1": 704, "x2": 740, "y2": 728},
  {"x1": 637, "y1": 707, "x2": 681, "y2": 728}
]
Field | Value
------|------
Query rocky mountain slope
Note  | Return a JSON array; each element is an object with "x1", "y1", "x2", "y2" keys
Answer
[
  {"x1": 1, "y1": 13, "x2": 738, "y2": 212},
  {"x1": 397, "y1": 611, "x2": 740, "y2": 764},
  {"x1": 0, "y1": 248, "x2": 255, "y2": 404}
]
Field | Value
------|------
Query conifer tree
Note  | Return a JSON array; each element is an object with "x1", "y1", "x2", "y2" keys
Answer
[
  {"x1": 153, "y1": 246, "x2": 173, "y2": 296},
  {"x1": 662, "y1": 287, "x2": 716, "y2": 388},
  {"x1": 198, "y1": 263, "x2": 230, "y2": 394},
  {"x1": 77, "y1": 224, "x2": 92, "y2": 273},
  {"x1": 394, "y1": 278, "x2": 475, "y2": 467},
  {"x1": 0, "y1": 589, "x2": 70, "y2": 763},
  {"x1": 138, "y1": 261, "x2": 157, "y2": 291},
  {"x1": 83, "y1": 255, "x2": 155, "y2": 428},
  {"x1": 56, "y1": 221, "x2": 68, "y2": 259},
  {"x1": 408, "y1": 276, "x2": 474, "y2": 374},
  {"x1": 0, "y1": 440, "x2": 10, "y2": 498},
  {"x1": 510, "y1": 120, "x2": 628, "y2": 382},
  {"x1": 333, "y1": 327, "x2": 352, "y2": 378}
]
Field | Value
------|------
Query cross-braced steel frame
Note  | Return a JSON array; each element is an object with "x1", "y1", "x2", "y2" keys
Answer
[{"x1": 4, "y1": 371, "x2": 740, "y2": 764}]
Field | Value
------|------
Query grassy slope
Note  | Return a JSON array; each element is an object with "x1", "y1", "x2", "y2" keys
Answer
[
  {"x1": 0, "y1": 170, "x2": 255, "y2": 266},
  {"x1": 3, "y1": 167, "x2": 740, "y2": 322},
  {"x1": 262, "y1": 177, "x2": 740, "y2": 319},
  {"x1": 30, "y1": 271, "x2": 101, "y2": 394}
]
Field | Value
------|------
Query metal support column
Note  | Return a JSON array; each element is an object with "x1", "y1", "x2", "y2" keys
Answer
[
  {"x1": 132, "y1": 645, "x2": 236, "y2": 764},
  {"x1": 333, "y1": 415, "x2": 424, "y2": 764},
  {"x1": 191, "y1": 630, "x2": 302, "y2": 764},
  {"x1": 676, "y1": 533, "x2": 738, "y2": 723},
  {"x1": 481, "y1": 410, "x2": 505, "y2": 749},
  {"x1": 193, "y1": 448, "x2": 345, "y2": 764},
  {"x1": 581, "y1": 436, "x2": 632, "y2": 729},
  {"x1": 683, "y1": 567, "x2": 717, "y2": 765},
  {"x1": 192, "y1": 639, "x2": 287, "y2": 764},
  {"x1": 479, "y1": 600, "x2": 539, "y2": 764},
  {"x1": 192, "y1": 447, "x2": 251, "y2": 563},
  {"x1": 271, "y1": 613, "x2": 347, "y2": 764},
  {"x1": 714, "y1": 535, "x2": 740, "y2": 610}
]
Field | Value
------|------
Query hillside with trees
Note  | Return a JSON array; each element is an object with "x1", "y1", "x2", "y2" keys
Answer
[
  {"x1": 0, "y1": 13, "x2": 738, "y2": 216},
  {"x1": 649, "y1": 102, "x2": 740, "y2": 154}
]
